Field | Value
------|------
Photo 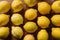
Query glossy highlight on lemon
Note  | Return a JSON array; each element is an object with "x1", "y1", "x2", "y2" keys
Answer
[{"x1": 25, "y1": 8, "x2": 37, "y2": 20}]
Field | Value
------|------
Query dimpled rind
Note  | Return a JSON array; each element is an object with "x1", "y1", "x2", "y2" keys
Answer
[
  {"x1": 23, "y1": 22, "x2": 38, "y2": 33},
  {"x1": 37, "y1": 29, "x2": 48, "y2": 40},
  {"x1": 11, "y1": 0, "x2": 23, "y2": 12},
  {"x1": 0, "y1": 27, "x2": 9, "y2": 38},
  {"x1": 12, "y1": 26, "x2": 23, "y2": 39},
  {"x1": 0, "y1": 1, "x2": 10, "y2": 13},
  {"x1": 25, "y1": 8, "x2": 37, "y2": 20},
  {"x1": 51, "y1": 15, "x2": 60, "y2": 26},
  {"x1": 37, "y1": 16, "x2": 50, "y2": 28},
  {"x1": 23, "y1": 34, "x2": 35, "y2": 40},
  {"x1": 38, "y1": 2, "x2": 51, "y2": 15},
  {"x1": 11, "y1": 13, "x2": 23, "y2": 25},
  {"x1": 24, "y1": 0, "x2": 37, "y2": 7},
  {"x1": 52, "y1": 28, "x2": 60, "y2": 39}
]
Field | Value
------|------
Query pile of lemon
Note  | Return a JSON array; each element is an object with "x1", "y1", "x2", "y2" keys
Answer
[{"x1": 0, "y1": 0, "x2": 60, "y2": 40}]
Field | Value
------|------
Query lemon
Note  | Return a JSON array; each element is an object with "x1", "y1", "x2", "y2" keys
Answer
[
  {"x1": 0, "y1": 1, "x2": 10, "y2": 13},
  {"x1": 25, "y1": 8, "x2": 37, "y2": 20},
  {"x1": 11, "y1": 0, "x2": 23, "y2": 12},
  {"x1": 51, "y1": 15, "x2": 60, "y2": 26},
  {"x1": 0, "y1": 27, "x2": 9, "y2": 38},
  {"x1": 52, "y1": 28, "x2": 60, "y2": 39},
  {"x1": 0, "y1": 14, "x2": 9, "y2": 26},
  {"x1": 52, "y1": 1, "x2": 60, "y2": 13},
  {"x1": 38, "y1": 2, "x2": 51, "y2": 15},
  {"x1": 37, "y1": 16, "x2": 50, "y2": 28},
  {"x1": 12, "y1": 26, "x2": 23, "y2": 39},
  {"x1": 24, "y1": 0, "x2": 36, "y2": 7},
  {"x1": 37, "y1": 29, "x2": 48, "y2": 40},
  {"x1": 23, "y1": 22, "x2": 38, "y2": 33},
  {"x1": 23, "y1": 34, "x2": 35, "y2": 40},
  {"x1": 11, "y1": 13, "x2": 23, "y2": 25}
]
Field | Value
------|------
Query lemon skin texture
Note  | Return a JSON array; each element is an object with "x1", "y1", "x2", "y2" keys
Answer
[
  {"x1": 37, "y1": 16, "x2": 50, "y2": 28},
  {"x1": 24, "y1": 0, "x2": 37, "y2": 7},
  {"x1": 52, "y1": 1, "x2": 60, "y2": 13},
  {"x1": 23, "y1": 34, "x2": 35, "y2": 40},
  {"x1": 37, "y1": 29, "x2": 48, "y2": 40},
  {"x1": 11, "y1": 0, "x2": 23, "y2": 12},
  {"x1": 0, "y1": 27, "x2": 9, "y2": 38},
  {"x1": 51, "y1": 15, "x2": 60, "y2": 26},
  {"x1": 11, "y1": 13, "x2": 23, "y2": 25},
  {"x1": 23, "y1": 22, "x2": 38, "y2": 33},
  {"x1": 52, "y1": 28, "x2": 60, "y2": 39},
  {"x1": 0, "y1": 1, "x2": 10, "y2": 13},
  {"x1": 38, "y1": 2, "x2": 51, "y2": 15},
  {"x1": 12, "y1": 26, "x2": 23, "y2": 39},
  {"x1": 0, "y1": 14, "x2": 9, "y2": 26},
  {"x1": 25, "y1": 8, "x2": 37, "y2": 20}
]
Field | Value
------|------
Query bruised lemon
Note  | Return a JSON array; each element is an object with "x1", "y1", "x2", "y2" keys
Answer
[
  {"x1": 23, "y1": 22, "x2": 38, "y2": 33},
  {"x1": 24, "y1": 0, "x2": 37, "y2": 7},
  {"x1": 52, "y1": 28, "x2": 60, "y2": 39},
  {"x1": 37, "y1": 29, "x2": 48, "y2": 40},
  {"x1": 51, "y1": 15, "x2": 60, "y2": 26},
  {"x1": 0, "y1": 27, "x2": 9, "y2": 38},
  {"x1": 0, "y1": 14, "x2": 9, "y2": 26},
  {"x1": 25, "y1": 8, "x2": 37, "y2": 20},
  {"x1": 12, "y1": 26, "x2": 23, "y2": 39},
  {"x1": 37, "y1": 16, "x2": 50, "y2": 28},
  {"x1": 52, "y1": 1, "x2": 60, "y2": 13},
  {"x1": 11, "y1": 0, "x2": 23, "y2": 12},
  {"x1": 23, "y1": 34, "x2": 35, "y2": 40},
  {"x1": 11, "y1": 13, "x2": 23, "y2": 25},
  {"x1": 0, "y1": 1, "x2": 10, "y2": 13},
  {"x1": 38, "y1": 2, "x2": 51, "y2": 15}
]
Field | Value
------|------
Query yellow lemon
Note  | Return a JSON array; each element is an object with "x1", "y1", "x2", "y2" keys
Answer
[
  {"x1": 38, "y1": 2, "x2": 51, "y2": 15},
  {"x1": 37, "y1": 16, "x2": 50, "y2": 28},
  {"x1": 11, "y1": 13, "x2": 23, "y2": 25},
  {"x1": 11, "y1": 0, "x2": 23, "y2": 12},
  {"x1": 52, "y1": 28, "x2": 60, "y2": 39},
  {"x1": 0, "y1": 1, "x2": 10, "y2": 13},
  {"x1": 0, "y1": 27, "x2": 9, "y2": 38},
  {"x1": 0, "y1": 14, "x2": 9, "y2": 26},
  {"x1": 37, "y1": 29, "x2": 48, "y2": 40},
  {"x1": 24, "y1": 0, "x2": 36, "y2": 7},
  {"x1": 23, "y1": 34, "x2": 35, "y2": 40},
  {"x1": 25, "y1": 8, "x2": 37, "y2": 20},
  {"x1": 12, "y1": 26, "x2": 23, "y2": 39},
  {"x1": 51, "y1": 15, "x2": 60, "y2": 26},
  {"x1": 23, "y1": 22, "x2": 38, "y2": 33},
  {"x1": 52, "y1": 1, "x2": 60, "y2": 13}
]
